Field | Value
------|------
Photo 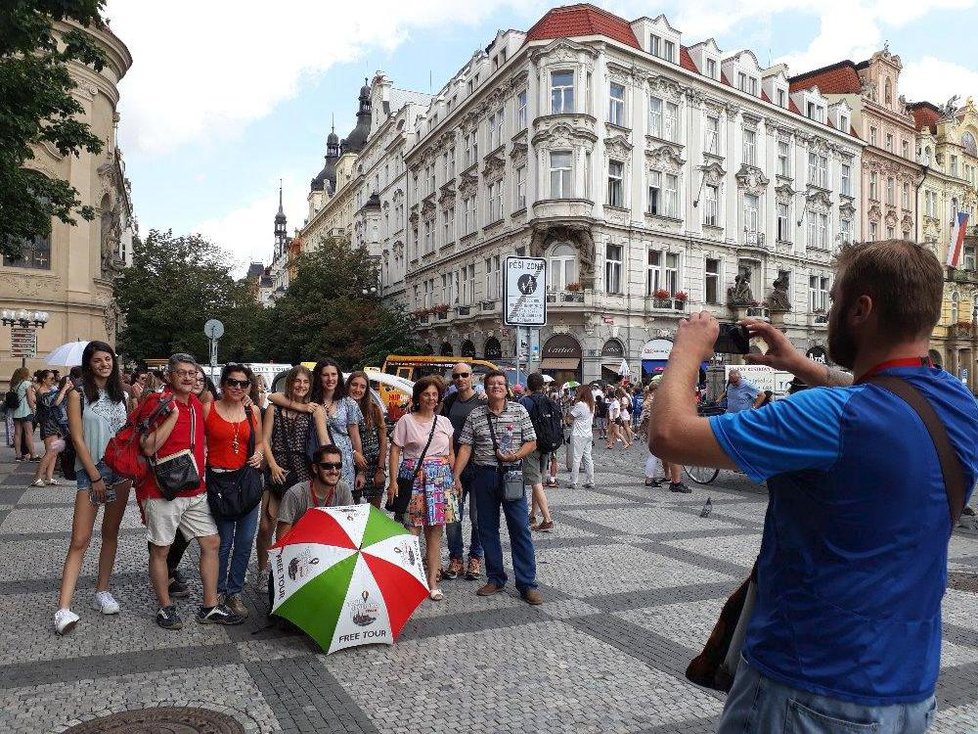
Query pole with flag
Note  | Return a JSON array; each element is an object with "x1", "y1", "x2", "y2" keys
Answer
[{"x1": 947, "y1": 211, "x2": 969, "y2": 267}]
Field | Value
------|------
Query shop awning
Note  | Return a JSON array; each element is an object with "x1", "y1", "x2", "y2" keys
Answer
[{"x1": 539, "y1": 358, "x2": 580, "y2": 370}]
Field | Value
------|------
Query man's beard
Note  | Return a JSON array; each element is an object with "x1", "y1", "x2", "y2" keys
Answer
[{"x1": 828, "y1": 301, "x2": 858, "y2": 369}]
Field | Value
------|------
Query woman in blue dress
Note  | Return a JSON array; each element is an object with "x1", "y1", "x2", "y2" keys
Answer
[{"x1": 310, "y1": 359, "x2": 365, "y2": 494}]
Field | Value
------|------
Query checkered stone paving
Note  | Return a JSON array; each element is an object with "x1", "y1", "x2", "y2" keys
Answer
[{"x1": 0, "y1": 442, "x2": 977, "y2": 733}]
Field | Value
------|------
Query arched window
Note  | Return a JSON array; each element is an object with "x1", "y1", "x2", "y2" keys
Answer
[
  {"x1": 951, "y1": 291, "x2": 960, "y2": 324},
  {"x1": 962, "y1": 131, "x2": 977, "y2": 157},
  {"x1": 548, "y1": 242, "x2": 577, "y2": 291},
  {"x1": 3, "y1": 176, "x2": 52, "y2": 270}
]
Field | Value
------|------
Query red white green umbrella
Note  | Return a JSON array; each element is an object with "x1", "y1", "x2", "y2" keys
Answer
[{"x1": 268, "y1": 504, "x2": 428, "y2": 653}]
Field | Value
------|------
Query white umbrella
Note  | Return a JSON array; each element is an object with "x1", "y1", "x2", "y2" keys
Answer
[
  {"x1": 618, "y1": 358, "x2": 630, "y2": 378},
  {"x1": 541, "y1": 374, "x2": 555, "y2": 383},
  {"x1": 46, "y1": 340, "x2": 91, "y2": 367}
]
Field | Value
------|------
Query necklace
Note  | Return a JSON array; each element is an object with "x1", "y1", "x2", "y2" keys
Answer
[{"x1": 231, "y1": 420, "x2": 240, "y2": 454}]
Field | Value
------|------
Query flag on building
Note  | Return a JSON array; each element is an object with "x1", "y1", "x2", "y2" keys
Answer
[{"x1": 947, "y1": 211, "x2": 969, "y2": 267}]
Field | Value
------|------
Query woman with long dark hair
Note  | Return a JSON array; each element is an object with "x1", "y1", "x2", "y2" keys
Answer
[
  {"x1": 54, "y1": 341, "x2": 130, "y2": 635},
  {"x1": 31, "y1": 369, "x2": 71, "y2": 487},
  {"x1": 566, "y1": 384, "x2": 595, "y2": 489},
  {"x1": 346, "y1": 371, "x2": 387, "y2": 506},
  {"x1": 9, "y1": 366, "x2": 38, "y2": 461}
]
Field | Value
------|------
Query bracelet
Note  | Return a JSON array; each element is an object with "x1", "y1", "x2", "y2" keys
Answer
[{"x1": 90, "y1": 476, "x2": 103, "y2": 484}]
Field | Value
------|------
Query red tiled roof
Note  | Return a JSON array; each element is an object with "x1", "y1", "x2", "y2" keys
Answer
[
  {"x1": 788, "y1": 60, "x2": 861, "y2": 94},
  {"x1": 908, "y1": 101, "x2": 941, "y2": 132},
  {"x1": 679, "y1": 45, "x2": 698, "y2": 73},
  {"x1": 526, "y1": 3, "x2": 640, "y2": 49}
]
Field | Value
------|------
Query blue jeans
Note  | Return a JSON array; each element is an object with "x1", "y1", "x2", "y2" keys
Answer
[
  {"x1": 470, "y1": 464, "x2": 537, "y2": 592},
  {"x1": 719, "y1": 656, "x2": 937, "y2": 733},
  {"x1": 216, "y1": 503, "x2": 259, "y2": 596},
  {"x1": 447, "y1": 465, "x2": 482, "y2": 561}
]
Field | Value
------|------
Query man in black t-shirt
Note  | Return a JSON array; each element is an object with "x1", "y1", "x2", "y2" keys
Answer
[{"x1": 440, "y1": 362, "x2": 485, "y2": 580}]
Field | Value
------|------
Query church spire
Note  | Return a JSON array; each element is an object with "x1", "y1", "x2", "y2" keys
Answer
[{"x1": 274, "y1": 180, "x2": 287, "y2": 258}]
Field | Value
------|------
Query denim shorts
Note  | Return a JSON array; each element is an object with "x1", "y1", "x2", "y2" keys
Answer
[{"x1": 76, "y1": 460, "x2": 122, "y2": 494}]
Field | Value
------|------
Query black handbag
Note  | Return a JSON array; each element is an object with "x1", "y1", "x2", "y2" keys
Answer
[
  {"x1": 207, "y1": 407, "x2": 263, "y2": 520},
  {"x1": 387, "y1": 414, "x2": 437, "y2": 517},
  {"x1": 488, "y1": 413, "x2": 525, "y2": 501},
  {"x1": 152, "y1": 403, "x2": 201, "y2": 501}
]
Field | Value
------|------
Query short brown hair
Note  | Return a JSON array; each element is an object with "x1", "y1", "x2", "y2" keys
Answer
[
  {"x1": 412, "y1": 375, "x2": 445, "y2": 409},
  {"x1": 834, "y1": 239, "x2": 943, "y2": 340}
]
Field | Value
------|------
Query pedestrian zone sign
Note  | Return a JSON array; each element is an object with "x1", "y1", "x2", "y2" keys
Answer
[{"x1": 503, "y1": 256, "x2": 547, "y2": 327}]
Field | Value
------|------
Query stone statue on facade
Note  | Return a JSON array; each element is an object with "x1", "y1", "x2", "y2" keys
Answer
[
  {"x1": 941, "y1": 95, "x2": 961, "y2": 120},
  {"x1": 728, "y1": 268, "x2": 754, "y2": 305},
  {"x1": 768, "y1": 272, "x2": 791, "y2": 312},
  {"x1": 100, "y1": 203, "x2": 123, "y2": 275}
]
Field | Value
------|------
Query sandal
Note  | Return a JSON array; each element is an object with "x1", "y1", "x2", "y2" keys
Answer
[{"x1": 428, "y1": 588, "x2": 444, "y2": 601}]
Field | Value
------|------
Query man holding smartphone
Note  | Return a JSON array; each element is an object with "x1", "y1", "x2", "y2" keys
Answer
[{"x1": 650, "y1": 240, "x2": 978, "y2": 731}]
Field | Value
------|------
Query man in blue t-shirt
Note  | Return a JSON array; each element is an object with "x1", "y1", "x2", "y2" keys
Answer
[
  {"x1": 721, "y1": 369, "x2": 763, "y2": 413},
  {"x1": 650, "y1": 239, "x2": 978, "y2": 731}
]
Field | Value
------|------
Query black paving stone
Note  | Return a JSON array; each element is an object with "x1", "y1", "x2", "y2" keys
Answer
[{"x1": 586, "y1": 582, "x2": 734, "y2": 613}]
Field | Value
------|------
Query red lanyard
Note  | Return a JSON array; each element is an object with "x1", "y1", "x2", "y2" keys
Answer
[
  {"x1": 856, "y1": 357, "x2": 932, "y2": 384},
  {"x1": 310, "y1": 482, "x2": 334, "y2": 508}
]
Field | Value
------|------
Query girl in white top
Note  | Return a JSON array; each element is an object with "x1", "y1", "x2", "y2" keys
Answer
[
  {"x1": 566, "y1": 385, "x2": 595, "y2": 488},
  {"x1": 605, "y1": 390, "x2": 620, "y2": 449},
  {"x1": 618, "y1": 391, "x2": 634, "y2": 446}
]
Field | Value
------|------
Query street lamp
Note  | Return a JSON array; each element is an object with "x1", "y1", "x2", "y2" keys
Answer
[{"x1": 1, "y1": 309, "x2": 49, "y2": 367}]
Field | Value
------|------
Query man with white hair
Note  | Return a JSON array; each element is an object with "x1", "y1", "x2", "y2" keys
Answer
[{"x1": 721, "y1": 369, "x2": 764, "y2": 413}]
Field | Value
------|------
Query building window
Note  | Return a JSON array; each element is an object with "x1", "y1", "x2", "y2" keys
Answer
[
  {"x1": 808, "y1": 152, "x2": 827, "y2": 188},
  {"x1": 488, "y1": 181, "x2": 502, "y2": 222},
  {"x1": 806, "y1": 212, "x2": 828, "y2": 248},
  {"x1": 648, "y1": 171, "x2": 661, "y2": 215},
  {"x1": 487, "y1": 108, "x2": 504, "y2": 150},
  {"x1": 870, "y1": 221, "x2": 878, "y2": 240},
  {"x1": 515, "y1": 165, "x2": 526, "y2": 210},
  {"x1": 743, "y1": 129, "x2": 756, "y2": 166},
  {"x1": 423, "y1": 219, "x2": 433, "y2": 253},
  {"x1": 663, "y1": 40, "x2": 675, "y2": 63},
  {"x1": 664, "y1": 101, "x2": 678, "y2": 142},
  {"x1": 737, "y1": 72, "x2": 747, "y2": 92},
  {"x1": 902, "y1": 182, "x2": 910, "y2": 209},
  {"x1": 704, "y1": 184, "x2": 719, "y2": 226},
  {"x1": 809, "y1": 275, "x2": 830, "y2": 311},
  {"x1": 551, "y1": 70, "x2": 574, "y2": 114},
  {"x1": 485, "y1": 256, "x2": 501, "y2": 299},
  {"x1": 3, "y1": 233, "x2": 52, "y2": 270},
  {"x1": 584, "y1": 151, "x2": 591, "y2": 199},
  {"x1": 841, "y1": 163, "x2": 851, "y2": 196},
  {"x1": 839, "y1": 113, "x2": 849, "y2": 132},
  {"x1": 705, "y1": 258, "x2": 720, "y2": 304},
  {"x1": 886, "y1": 177, "x2": 895, "y2": 205},
  {"x1": 706, "y1": 58, "x2": 717, "y2": 79},
  {"x1": 517, "y1": 89, "x2": 528, "y2": 130},
  {"x1": 777, "y1": 89, "x2": 787, "y2": 108},
  {"x1": 777, "y1": 202, "x2": 790, "y2": 241},
  {"x1": 609, "y1": 83, "x2": 625, "y2": 126},
  {"x1": 887, "y1": 226, "x2": 895, "y2": 239},
  {"x1": 649, "y1": 34, "x2": 660, "y2": 57},
  {"x1": 444, "y1": 207, "x2": 454, "y2": 243},
  {"x1": 744, "y1": 194, "x2": 759, "y2": 234},
  {"x1": 705, "y1": 115, "x2": 719, "y2": 154},
  {"x1": 549, "y1": 243, "x2": 577, "y2": 291},
  {"x1": 885, "y1": 133, "x2": 893, "y2": 152},
  {"x1": 649, "y1": 97, "x2": 662, "y2": 137},
  {"x1": 902, "y1": 140, "x2": 910, "y2": 158},
  {"x1": 467, "y1": 264, "x2": 476, "y2": 303},
  {"x1": 462, "y1": 196, "x2": 476, "y2": 234},
  {"x1": 777, "y1": 140, "x2": 790, "y2": 176},
  {"x1": 605, "y1": 243, "x2": 623, "y2": 294},
  {"x1": 925, "y1": 190, "x2": 936, "y2": 217},
  {"x1": 869, "y1": 126, "x2": 877, "y2": 146},
  {"x1": 607, "y1": 160, "x2": 624, "y2": 208},
  {"x1": 647, "y1": 250, "x2": 679, "y2": 296},
  {"x1": 840, "y1": 218, "x2": 852, "y2": 244},
  {"x1": 550, "y1": 150, "x2": 572, "y2": 199},
  {"x1": 964, "y1": 245, "x2": 976, "y2": 270},
  {"x1": 869, "y1": 171, "x2": 878, "y2": 200},
  {"x1": 951, "y1": 155, "x2": 959, "y2": 177},
  {"x1": 664, "y1": 173, "x2": 679, "y2": 217}
]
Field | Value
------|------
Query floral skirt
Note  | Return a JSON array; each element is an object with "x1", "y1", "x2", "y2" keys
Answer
[{"x1": 399, "y1": 456, "x2": 458, "y2": 528}]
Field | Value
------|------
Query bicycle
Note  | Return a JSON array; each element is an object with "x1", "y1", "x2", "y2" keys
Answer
[{"x1": 683, "y1": 401, "x2": 726, "y2": 485}]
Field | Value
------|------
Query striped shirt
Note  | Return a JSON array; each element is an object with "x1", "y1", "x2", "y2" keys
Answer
[{"x1": 459, "y1": 401, "x2": 536, "y2": 467}]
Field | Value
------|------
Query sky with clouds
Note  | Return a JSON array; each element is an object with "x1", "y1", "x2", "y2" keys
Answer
[{"x1": 104, "y1": 0, "x2": 978, "y2": 275}]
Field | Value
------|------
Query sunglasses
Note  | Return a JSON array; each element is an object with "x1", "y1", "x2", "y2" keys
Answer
[
  {"x1": 451, "y1": 372, "x2": 471, "y2": 379},
  {"x1": 224, "y1": 378, "x2": 251, "y2": 389},
  {"x1": 316, "y1": 461, "x2": 342, "y2": 470}
]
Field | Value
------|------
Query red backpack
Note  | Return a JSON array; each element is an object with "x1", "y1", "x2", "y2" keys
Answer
[{"x1": 103, "y1": 394, "x2": 175, "y2": 481}]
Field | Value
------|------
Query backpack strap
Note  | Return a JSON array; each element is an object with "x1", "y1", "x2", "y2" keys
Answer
[{"x1": 866, "y1": 375, "x2": 967, "y2": 530}]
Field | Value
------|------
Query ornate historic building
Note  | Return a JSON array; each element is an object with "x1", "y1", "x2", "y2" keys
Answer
[
  {"x1": 789, "y1": 48, "x2": 920, "y2": 244},
  {"x1": 910, "y1": 98, "x2": 978, "y2": 388},
  {"x1": 394, "y1": 4, "x2": 861, "y2": 382},
  {"x1": 0, "y1": 18, "x2": 133, "y2": 379}
]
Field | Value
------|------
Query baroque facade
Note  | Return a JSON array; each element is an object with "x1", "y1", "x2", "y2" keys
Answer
[
  {"x1": 0, "y1": 18, "x2": 133, "y2": 380},
  {"x1": 392, "y1": 5, "x2": 861, "y2": 382},
  {"x1": 910, "y1": 98, "x2": 978, "y2": 388}
]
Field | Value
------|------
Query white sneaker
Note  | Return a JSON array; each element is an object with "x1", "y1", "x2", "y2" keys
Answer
[
  {"x1": 46, "y1": 478, "x2": 60, "y2": 485},
  {"x1": 91, "y1": 590, "x2": 120, "y2": 615},
  {"x1": 54, "y1": 608, "x2": 80, "y2": 635}
]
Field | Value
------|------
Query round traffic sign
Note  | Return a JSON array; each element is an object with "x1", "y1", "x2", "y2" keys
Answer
[{"x1": 204, "y1": 319, "x2": 225, "y2": 339}]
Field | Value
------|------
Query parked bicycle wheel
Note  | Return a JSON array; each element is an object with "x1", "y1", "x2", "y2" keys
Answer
[{"x1": 684, "y1": 465, "x2": 719, "y2": 485}]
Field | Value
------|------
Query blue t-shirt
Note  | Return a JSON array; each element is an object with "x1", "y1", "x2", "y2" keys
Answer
[
  {"x1": 710, "y1": 366, "x2": 978, "y2": 705},
  {"x1": 725, "y1": 380, "x2": 759, "y2": 413}
]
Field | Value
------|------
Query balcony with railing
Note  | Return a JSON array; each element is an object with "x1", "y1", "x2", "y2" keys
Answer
[{"x1": 645, "y1": 290, "x2": 688, "y2": 314}]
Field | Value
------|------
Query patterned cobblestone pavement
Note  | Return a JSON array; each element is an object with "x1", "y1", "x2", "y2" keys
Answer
[{"x1": 1, "y1": 443, "x2": 977, "y2": 733}]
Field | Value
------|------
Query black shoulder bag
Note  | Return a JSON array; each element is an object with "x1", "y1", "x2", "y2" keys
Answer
[
  {"x1": 685, "y1": 374, "x2": 969, "y2": 693},
  {"x1": 152, "y1": 402, "x2": 201, "y2": 500},
  {"x1": 386, "y1": 414, "x2": 437, "y2": 518},
  {"x1": 487, "y1": 411, "x2": 525, "y2": 502},
  {"x1": 207, "y1": 407, "x2": 264, "y2": 520}
]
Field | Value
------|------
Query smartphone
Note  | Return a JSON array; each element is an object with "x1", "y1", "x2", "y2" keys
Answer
[{"x1": 713, "y1": 323, "x2": 751, "y2": 354}]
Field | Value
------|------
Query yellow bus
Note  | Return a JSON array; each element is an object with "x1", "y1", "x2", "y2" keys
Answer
[{"x1": 376, "y1": 355, "x2": 503, "y2": 420}]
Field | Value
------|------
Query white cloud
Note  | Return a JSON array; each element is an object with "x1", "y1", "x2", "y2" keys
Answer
[
  {"x1": 901, "y1": 57, "x2": 978, "y2": 107},
  {"x1": 194, "y1": 173, "x2": 308, "y2": 276},
  {"x1": 105, "y1": 0, "x2": 533, "y2": 156}
]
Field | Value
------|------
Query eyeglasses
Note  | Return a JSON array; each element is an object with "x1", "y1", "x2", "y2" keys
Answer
[
  {"x1": 172, "y1": 370, "x2": 197, "y2": 379},
  {"x1": 451, "y1": 372, "x2": 471, "y2": 380},
  {"x1": 316, "y1": 461, "x2": 342, "y2": 470},
  {"x1": 224, "y1": 378, "x2": 251, "y2": 389}
]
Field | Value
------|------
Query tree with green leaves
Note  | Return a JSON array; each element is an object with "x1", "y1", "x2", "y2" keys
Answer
[
  {"x1": 267, "y1": 237, "x2": 421, "y2": 368},
  {"x1": 0, "y1": 0, "x2": 108, "y2": 260},
  {"x1": 114, "y1": 230, "x2": 269, "y2": 363}
]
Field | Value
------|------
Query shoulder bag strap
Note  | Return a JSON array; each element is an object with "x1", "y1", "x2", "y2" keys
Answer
[
  {"x1": 245, "y1": 405, "x2": 256, "y2": 456},
  {"x1": 407, "y1": 414, "x2": 438, "y2": 484},
  {"x1": 867, "y1": 375, "x2": 967, "y2": 529},
  {"x1": 486, "y1": 412, "x2": 504, "y2": 470}
]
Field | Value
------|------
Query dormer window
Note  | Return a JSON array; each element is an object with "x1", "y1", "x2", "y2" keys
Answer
[
  {"x1": 663, "y1": 40, "x2": 675, "y2": 62},
  {"x1": 776, "y1": 89, "x2": 786, "y2": 108},
  {"x1": 650, "y1": 34, "x2": 660, "y2": 56},
  {"x1": 738, "y1": 72, "x2": 747, "y2": 90},
  {"x1": 839, "y1": 113, "x2": 849, "y2": 133},
  {"x1": 706, "y1": 58, "x2": 717, "y2": 79}
]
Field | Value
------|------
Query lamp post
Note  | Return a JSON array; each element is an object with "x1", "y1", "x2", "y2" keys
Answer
[{"x1": 1, "y1": 309, "x2": 49, "y2": 367}]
